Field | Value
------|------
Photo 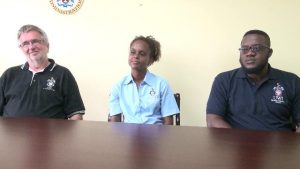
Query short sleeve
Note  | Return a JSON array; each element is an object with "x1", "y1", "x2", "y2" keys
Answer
[
  {"x1": 160, "y1": 81, "x2": 179, "y2": 117},
  {"x1": 0, "y1": 75, "x2": 4, "y2": 116},
  {"x1": 62, "y1": 69, "x2": 85, "y2": 115},
  {"x1": 206, "y1": 73, "x2": 229, "y2": 116},
  {"x1": 293, "y1": 77, "x2": 300, "y2": 123},
  {"x1": 109, "y1": 84, "x2": 122, "y2": 116}
]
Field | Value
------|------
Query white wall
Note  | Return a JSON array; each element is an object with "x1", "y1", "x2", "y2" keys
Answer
[{"x1": 0, "y1": 0, "x2": 299, "y2": 126}]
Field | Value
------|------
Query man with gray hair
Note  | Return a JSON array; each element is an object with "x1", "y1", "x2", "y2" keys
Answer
[{"x1": 0, "y1": 24, "x2": 85, "y2": 120}]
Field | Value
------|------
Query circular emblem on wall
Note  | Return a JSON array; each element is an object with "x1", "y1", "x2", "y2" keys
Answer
[{"x1": 50, "y1": 0, "x2": 84, "y2": 15}]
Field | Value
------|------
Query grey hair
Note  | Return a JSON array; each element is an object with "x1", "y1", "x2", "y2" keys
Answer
[{"x1": 17, "y1": 24, "x2": 49, "y2": 47}]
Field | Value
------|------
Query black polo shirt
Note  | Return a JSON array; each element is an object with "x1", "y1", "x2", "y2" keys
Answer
[
  {"x1": 207, "y1": 66, "x2": 300, "y2": 131},
  {"x1": 0, "y1": 59, "x2": 85, "y2": 119}
]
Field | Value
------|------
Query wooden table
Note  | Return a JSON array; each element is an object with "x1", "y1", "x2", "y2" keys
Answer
[{"x1": 0, "y1": 117, "x2": 299, "y2": 169}]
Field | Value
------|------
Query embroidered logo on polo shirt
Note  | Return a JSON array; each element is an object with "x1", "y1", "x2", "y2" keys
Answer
[
  {"x1": 149, "y1": 88, "x2": 156, "y2": 96},
  {"x1": 271, "y1": 83, "x2": 284, "y2": 104},
  {"x1": 43, "y1": 77, "x2": 56, "y2": 91}
]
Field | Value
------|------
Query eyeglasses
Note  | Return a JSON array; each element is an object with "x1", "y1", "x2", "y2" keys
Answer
[
  {"x1": 239, "y1": 44, "x2": 270, "y2": 54},
  {"x1": 19, "y1": 39, "x2": 43, "y2": 48}
]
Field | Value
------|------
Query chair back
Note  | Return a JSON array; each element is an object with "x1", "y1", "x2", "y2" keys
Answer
[{"x1": 174, "y1": 93, "x2": 180, "y2": 126}]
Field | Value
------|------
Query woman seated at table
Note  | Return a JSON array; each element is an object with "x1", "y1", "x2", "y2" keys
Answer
[{"x1": 109, "y1": 35, "x2": 179, "y2": 125}]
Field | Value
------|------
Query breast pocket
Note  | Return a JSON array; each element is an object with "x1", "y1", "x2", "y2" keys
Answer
[{"x1": 143, "y1": 94, "x2": 160, "y2": 111}]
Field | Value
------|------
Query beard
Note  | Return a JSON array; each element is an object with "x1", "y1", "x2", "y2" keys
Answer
[{"x1": 239, "y1": 57, "x2": 269, "y2": 74}]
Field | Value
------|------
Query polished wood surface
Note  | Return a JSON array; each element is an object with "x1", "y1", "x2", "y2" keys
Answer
[{"x1": 0, "y1": 117, "x2": 300, "y2": 169}]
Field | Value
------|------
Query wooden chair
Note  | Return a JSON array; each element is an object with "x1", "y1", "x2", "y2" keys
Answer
[
  {"x1": 174, "y1": 93, "x2": 181, "y2": 126},
  {"x1": 108, "y1": 93, "x2": 181, "y2": 126}
]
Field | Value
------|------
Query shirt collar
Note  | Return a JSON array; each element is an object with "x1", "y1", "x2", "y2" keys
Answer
[
  {"x1": 143, "y1": 71, "x2": 156, "y2": 86},
  {"x1": 124, "y1": 71, "x2": 155, "y2": 86},
  {"x1": 267, "y1": 66, "x2": 279, "y2": 80},
  {"x1": 236, "y1": 64, "x2": 276, "y2": 79},
  {"x1": 20, "y1": 59, "x2": 56, "y2": 72}
]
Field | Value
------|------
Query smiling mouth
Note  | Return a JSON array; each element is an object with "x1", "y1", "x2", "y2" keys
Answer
[
  {"x1": 245, "y1": 60, "x2": 255, "y2": 64},
  {"x1": 29, "y1": 51, "x2": 39, "y2": 55}
]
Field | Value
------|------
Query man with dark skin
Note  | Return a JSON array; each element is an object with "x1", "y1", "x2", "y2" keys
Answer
[{"x1": 206, "y1": 30, "x2": 300, "y2": 132}]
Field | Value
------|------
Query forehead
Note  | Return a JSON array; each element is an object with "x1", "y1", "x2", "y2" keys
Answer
[
  {"x1": 19, "y1": 31, "x2": 42, "y2": 41},
  {"x1": 130, "y1": 40, "x2": 150, "y2": 51},
  {"x1": 241, "y1": 34, "x2": 268, "y2": 46}
]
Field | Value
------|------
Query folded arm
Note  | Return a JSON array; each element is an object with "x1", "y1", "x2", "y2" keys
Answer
[
  {"x1": 69, "y1": 114, "x2": 83, "y2": 120},
  {"x1": 296, "y1": 124, "x2": 300, "y2": 133},
  {"x1": 110, "y1": 114, "x2": 122, "y2": 122},
  {"x1": 206, "y1": 114, "x2": 232, "y2": 128},
  {"x1": 68, "y1": 111, "x2": 85, "y2": 120},
  {"x1": 163, "y1": 115, "x2": 174, "y2": 125}
]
